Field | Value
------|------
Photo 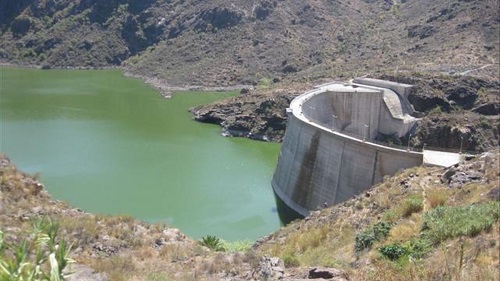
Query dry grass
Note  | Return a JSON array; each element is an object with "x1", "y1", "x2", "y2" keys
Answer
[
  {"x1": 417, "y1": 228, "x2": 500, "y2": 281},
  {"x1": 159, "y1": 243, "x2": 194, "y2": 262},
  {"x1": 386, "y1": 217, "x2": 422, "y2": 244},
  {"x1": 280, "y1": 224, "x2": 331, "y2": 254},
  {"x1": 426, "y1": 188, "x2": 448, "y2": 209},
  {"x1": 90, "y1": 255, "x2": 136, "y2": 281},
  {"x1": 258, "y1": 150, "x2": 500, "y2": 280},
  {"x1": 350, "y1": 225, "x2": 500, "y2": 281},
  {"x1": 57, "y1": 215, "x2": 100, "y2": 247}
]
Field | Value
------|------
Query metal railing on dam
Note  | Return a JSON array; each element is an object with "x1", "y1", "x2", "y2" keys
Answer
[{"x1": 271, "y1": 79, "x2": 426, "y2": 217}]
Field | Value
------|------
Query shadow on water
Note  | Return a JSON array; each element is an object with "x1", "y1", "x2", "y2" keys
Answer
[{"x1": 273, "y1": 191, "x2": 304, "y2": 225}]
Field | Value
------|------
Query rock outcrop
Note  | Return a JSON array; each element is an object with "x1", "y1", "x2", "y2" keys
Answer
[
  {"x1": 192, "y1": 74, "x2": 499, "y2": 152},
  {"x1": 190, "y1": 89, "x2": 300, "y2": 142}
]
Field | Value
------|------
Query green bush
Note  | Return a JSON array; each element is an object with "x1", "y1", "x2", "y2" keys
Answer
[
  {"x1": 401, "y1": 196, "x2": 423, "y2": 217},
  {"x1": 355, "y1": 222, "x2": 392, "y2": 252},
  {"x1": 355, "y1": 231, "x2": 375, "y2": 251},
  {"x1": 479, "y1": 117, "x2": 490, "y2": 128},
  {"x1": 429, "y1": 106, "x2": 442, "y2": 114},
  {"x1": 422, "y1": 202, "x2": 499, "y2": 244},
  {"x1": 221, "y1": 239, "x2": 252, "y2": 252},
  {"x1": 283, "y1": 255, "x2": 300, "y2": 268},
  {"x1": 199, "y1": 235, "x2": 225, "y2": 252},
  {"x1": 379, "y1": 244, "x2": 407, "y2": 260},
  {"x1": 379, "y1": 238, "x2": 432, "y2": 262},
  {"x1": 373, "y1": 222, "x2": 392, "y2": 239},
  {"x1": 407, "y1": 238, "x2": 432, "y2": 259}
]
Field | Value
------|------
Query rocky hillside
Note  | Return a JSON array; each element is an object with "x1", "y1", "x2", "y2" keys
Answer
[
  {"x1": 255, "y1": 149, "x2": 499, "y2": 280},
  {"x1": 1, "y1": 0, "x2": 498, "y2": 87},
  {"x1": 191, "y1": 73, "x2": 499, "y2": 152}
]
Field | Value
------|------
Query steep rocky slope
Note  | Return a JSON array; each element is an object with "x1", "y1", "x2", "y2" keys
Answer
[
  {"x1": 1, "y1": 0, "x2": 498, "y2": 86},
  {"x1": 254, "y1": 149, "x2": 500, "y2": 280}
]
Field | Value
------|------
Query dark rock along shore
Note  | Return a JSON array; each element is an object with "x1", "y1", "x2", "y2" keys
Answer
[{"x1": 191, "y1": 74, "x2": 499, "y2": 152}]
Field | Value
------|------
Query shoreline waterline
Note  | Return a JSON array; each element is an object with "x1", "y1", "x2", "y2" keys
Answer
[
  {"x1": 0, "y1": 67, "x2": 282, "y2": 241},
  {"x1": 0, "y1": 62, "x2": 254, "y2": 96}
]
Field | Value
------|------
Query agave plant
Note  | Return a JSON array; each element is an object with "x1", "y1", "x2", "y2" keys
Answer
[
  {"x1": 0, "y1": 217, "x2": 74, "y2": 281},
  {"x1": 199, "y1": 235, "x2": 225, "y2": 252}
]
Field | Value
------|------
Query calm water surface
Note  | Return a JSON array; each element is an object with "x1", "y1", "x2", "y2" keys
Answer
[{"x1": 0, "y1": 68, "x2": 281, "y2": 241}]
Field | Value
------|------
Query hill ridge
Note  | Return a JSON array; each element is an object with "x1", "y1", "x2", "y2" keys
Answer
[{"x1": 1, "y1": 0, "x2": 498, "y2": 86}]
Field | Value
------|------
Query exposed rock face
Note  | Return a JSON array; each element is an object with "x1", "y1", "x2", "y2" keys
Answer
[
  {"x1": 251, "y1": 256, "x2": 285, "y2": 280},
  {"x1": 194, "y1": 7, "x2": 243, "y2": 32},
  {"x1": 407, "y1": 25, "x2": 437, "y2": 39},
  {"x1": 441, "y1": 164, "x2": 483, "y2": 189},
  {"x1": 67, "y1": 264, "x2": 107, "y2": 281},
  {"x1": 308, "y1": 267, "x2": 350, "y2": 280},
  {"x1": 378, "y1": 74, "x2": 499, "y2": 152},
  {"x1": 192, "y1": 74, "x2": 499, "y2": 153},
  {"x1": 411, "y1": 113, "x2": 499, "y2": 152},
  {"x1": 380, "y1": 75, "x2": 500, "y2": 114},
  {"x1": 190, "y1": 89, "x2": 299, "y2": 142},
  {"x1": 473, "y1": 103, "x2": 500, "y2": 116}
]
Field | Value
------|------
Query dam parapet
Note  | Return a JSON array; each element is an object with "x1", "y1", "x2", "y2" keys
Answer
[{"x1": 272, "y1": 78, "x2": 425, "y2": 217}]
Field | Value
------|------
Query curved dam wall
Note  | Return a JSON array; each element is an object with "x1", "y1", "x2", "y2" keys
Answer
[{"x1": 272, "y1": 79, "x2": 423, "y2": 216}]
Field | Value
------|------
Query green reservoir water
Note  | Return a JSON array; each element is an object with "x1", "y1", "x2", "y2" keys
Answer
[{"x1": 0, "y1": 68, "x2": 282, "y2": 241}]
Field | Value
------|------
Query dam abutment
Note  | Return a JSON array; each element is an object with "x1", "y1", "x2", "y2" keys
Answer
[{"x1": 272, "y1": 79, "x2": 424, "y2": 217}]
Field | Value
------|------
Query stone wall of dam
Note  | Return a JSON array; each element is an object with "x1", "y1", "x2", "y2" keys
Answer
[{"x1": 272, "y1": 78, "x2": 423, "y2": 217}]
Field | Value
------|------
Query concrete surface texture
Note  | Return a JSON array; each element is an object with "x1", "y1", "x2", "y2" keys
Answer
[
  {"x1": 272, "y1": 79, "x2": 425, "y2": 216},
  {"x1": 423, "y1": 150, "x2": 462, "y2": 167}
]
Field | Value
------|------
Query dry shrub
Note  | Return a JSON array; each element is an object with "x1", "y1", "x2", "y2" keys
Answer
[
  {"x1": 104, "y1": 217, "x2": 136, "y2": 241},
  {"x1": 355, "y1": 200, "x2": 365, "y2": 210},
  {"x1": 426, "y1": 189, "x2": 447, "y2": 209},
  {"x1": 242, "y1": 251, "x2": 261, "y2": 268},
  {"x1": 387, "y1": 219, "x2": 421, "y2": 244},
  {"x1": 381, "y1": 210, "x2": 399, "y2": 223},
  {"x1": 135, "y1": 246, "x2": 156, "y2": 261},
  {"x1": 159, "y1": 244, "x2": 191, "y2": 262},
  {"x1": 293, "y1": 225, "x2": 330, "y2": 253},
  {"x1": 57, "y1": 215, "x2": 100, "y2": 246},
  {"x1": 200, "y1": 253, "x2": 234, "y2": 275},
  {"x1": 91, "y1": 256, "x2": 136, "y2": 280}
]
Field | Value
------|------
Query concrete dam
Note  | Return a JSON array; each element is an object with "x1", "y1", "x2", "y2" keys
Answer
[{"x1": 272, "y1": 78, "x2": 425, "y2": 217}]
